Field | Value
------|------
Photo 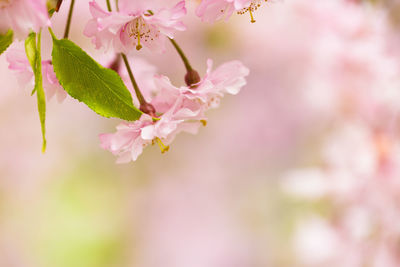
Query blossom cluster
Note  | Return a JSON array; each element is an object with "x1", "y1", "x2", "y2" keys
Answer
[
  {"x1": 1, "y1": 0, "x2": 264, "y2": 161},
  {"x1": 101, "y1": 59, "x2": 249, "y2": 162},
  {"x1": 1, "y1": 0, "x2": 273, "y2": 42}
]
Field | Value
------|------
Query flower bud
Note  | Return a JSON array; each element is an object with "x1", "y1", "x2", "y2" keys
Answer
[
  {"x1": 140, "y1": 102, "x2": 157, "y2": 117},
  {"x1": 108, "y1": 56, "x2": 121, "y2": 73},
  {"x1": 56, "y1": 0, "x2": 63, "y2": 12},
  {"x1": 185, "y1": 69, "x2": 201, "y2": 87}
]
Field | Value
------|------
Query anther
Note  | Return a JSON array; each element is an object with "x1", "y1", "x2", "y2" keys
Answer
[{"x1": 155, "y1": 138, "x2": 169, "y2": 153}]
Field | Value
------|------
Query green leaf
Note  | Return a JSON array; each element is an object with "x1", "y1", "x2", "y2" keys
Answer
[
  {"x1": 0, "y1": 30, "x2": 13, "y2": 56},
  {"x1": 25, "y1": 31, "x2": 47, "y2": 152},
  {"x1": 25, "y1": 33, "x2": 37, "y2": 70},
  {"x1": 49, "y1": 30, "x2": 142, "y2": 121}
]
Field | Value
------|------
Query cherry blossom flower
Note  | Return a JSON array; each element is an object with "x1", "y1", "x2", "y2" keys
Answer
[
  {"x1": 0, "y1": 0, "x2": 50, "y2": 39},
  {"x1": 99, "y1": 96, "x2": 203, "y2": 163},
  {"x1": 6, "y1": 49, "x2": 67, "y2": 102},
  {"x1": 151, "y1": 59, "x2": 249, "y2": 113},
  {"x1": 179, "y1": 59, "x2": 249, "y2": 110},
  {"x1": 84, "y1": 0, "x2": 187, "y2": 53},
  {"x1": 100, "y1": 58, "x2": 249, "y2": 162},
  {"x1": 196, "y1": 0, "x2": 269, "y2": 23}
]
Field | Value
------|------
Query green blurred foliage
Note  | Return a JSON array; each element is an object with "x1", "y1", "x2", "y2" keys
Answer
[{"x1": 33, "y1": 159, "x2": 132, "y2": 267}]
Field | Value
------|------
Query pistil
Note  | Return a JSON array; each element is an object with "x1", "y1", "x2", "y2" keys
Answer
[{"x1": 134, "y1": 21, "x2": 142, "y2": 50}]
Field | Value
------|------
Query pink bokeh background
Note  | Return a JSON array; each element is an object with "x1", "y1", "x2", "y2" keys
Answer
[{"x1": 1, "y1": 0, "x2": 400, "y2": 266}]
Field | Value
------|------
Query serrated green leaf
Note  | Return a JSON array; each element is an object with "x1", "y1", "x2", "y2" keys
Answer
[
  {"x1": 50, "y1": 31, "x2": 142, "y2": 121},
  {"x1": 0, "y1": 30, "x2": 13, "y2": 56},
  {"x1": 25, "y1": 31, "x2": 47, "y2": 152}
]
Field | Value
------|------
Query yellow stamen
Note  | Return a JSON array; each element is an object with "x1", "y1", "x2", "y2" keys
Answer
[
  {"x1": 200, "y1": 120, "x2": 207, "y2": 127},
  {"x1": 155, "y1": 138, "x2": 169, "y2": 154},
  {"x1": 135, "y1": 20, "x2": 142, "y2": 50},
  {"x1": 249, "y1": 9, "x2": 256, "y2": 23}
]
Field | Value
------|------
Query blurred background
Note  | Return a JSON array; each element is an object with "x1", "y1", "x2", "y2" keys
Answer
[{"x1": 1, "y1": 0, "x2": 400, "y2": 266}]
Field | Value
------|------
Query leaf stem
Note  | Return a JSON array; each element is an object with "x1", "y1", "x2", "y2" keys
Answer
[
  {"x1": 106, "y1": 0, "x2": 112, "y2": 12},
  {"x1": 121, "y1": 53, "x2": 146, "y2": 106},
  {"x1": 169, "y1": 38, "x2": 193, "y2": 71},
  {"x1": 63, "y1": 0, "x2": 75, "y2": 39}
]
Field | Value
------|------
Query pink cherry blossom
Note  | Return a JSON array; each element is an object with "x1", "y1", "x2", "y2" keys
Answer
[
  {"x1": 41, "y1": 60, "x2": 67, "y2": 102},
  {"x1": 100, "y1": 58, "x2": 249, "y2": 162},
  {"x1": 6, "y1": 49, "x2": 67, "y2": 102},
  {"x1": 0, "y1": 0, "x2": 50, "y2": 39},
  {"x1": 99, "y1": 114, "x2": 154, "y2": 163},
  {"x1": 150, "y1": 59, "x2": 249, "y2": 114},
  {"x1": 99, "y1": 96, "x2": 203, "y2": 163},
  {"x1": 196, "y1": 0, "x2": 270, "y2": 23},
  {"x1": 180, "y1": 59, "x2": 250, "y2": 110},
  {"x1": 84, "y1": 0, "x2": 187, "y2": 53}
]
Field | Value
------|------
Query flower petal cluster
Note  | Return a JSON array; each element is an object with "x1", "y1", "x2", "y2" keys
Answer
[
  {"x1": 84, "y1": 0, "x2": 187, "y2": 53},
  {"x1": 0, "y1": 0, "x2": 50, "y2": 39},
  {"x1": 6, "y1": 49, "x2": 67, "y2": 102},
  {"x1": 100, "y1": 59, "x2": 249, "y2": 163}
]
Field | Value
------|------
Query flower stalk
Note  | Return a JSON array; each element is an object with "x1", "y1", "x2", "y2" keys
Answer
[
  {"x1": 105, "y1": 0, "x2": 154, "y2": 116},
  {"x1": 121, "y1": 53, "x2": 155, "y2": 115},
  {"x1": 169, "y1": 38, "x2": 200, "y2": 86},
  {"x1": 63, "y1": 0, "x2": 75, "y2": 39}
]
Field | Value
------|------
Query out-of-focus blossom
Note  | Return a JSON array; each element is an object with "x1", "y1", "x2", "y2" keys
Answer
[
  {"x1": 6, "y1": 49, "x2": 67, "y2": 102},
  {"x1": 0, "y1": 0, "x2": 50, "y2": 39},
  {"x1": 268, "y1": 0, "x2": 400, "y2": 266},
  {"x1": 84, "y1": 0, "x2": 187, "y2": 53},
  {"x1": 284, "y1": 120, "x2": 400, "y2": 267},
  {"x1": 293, "y1": 217, "x2": 340, "y2": 265}
]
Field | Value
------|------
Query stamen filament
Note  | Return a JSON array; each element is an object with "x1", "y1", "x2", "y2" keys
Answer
[
  {"x1": 155, "y1": 138, "x2": 169, "y2": 153},
  {"x1": 136, "y1": 21, "x2": 142, "y2": 50},
  {"x1": 249, "y1": 9, "x2": 256, "y2": 23}
]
